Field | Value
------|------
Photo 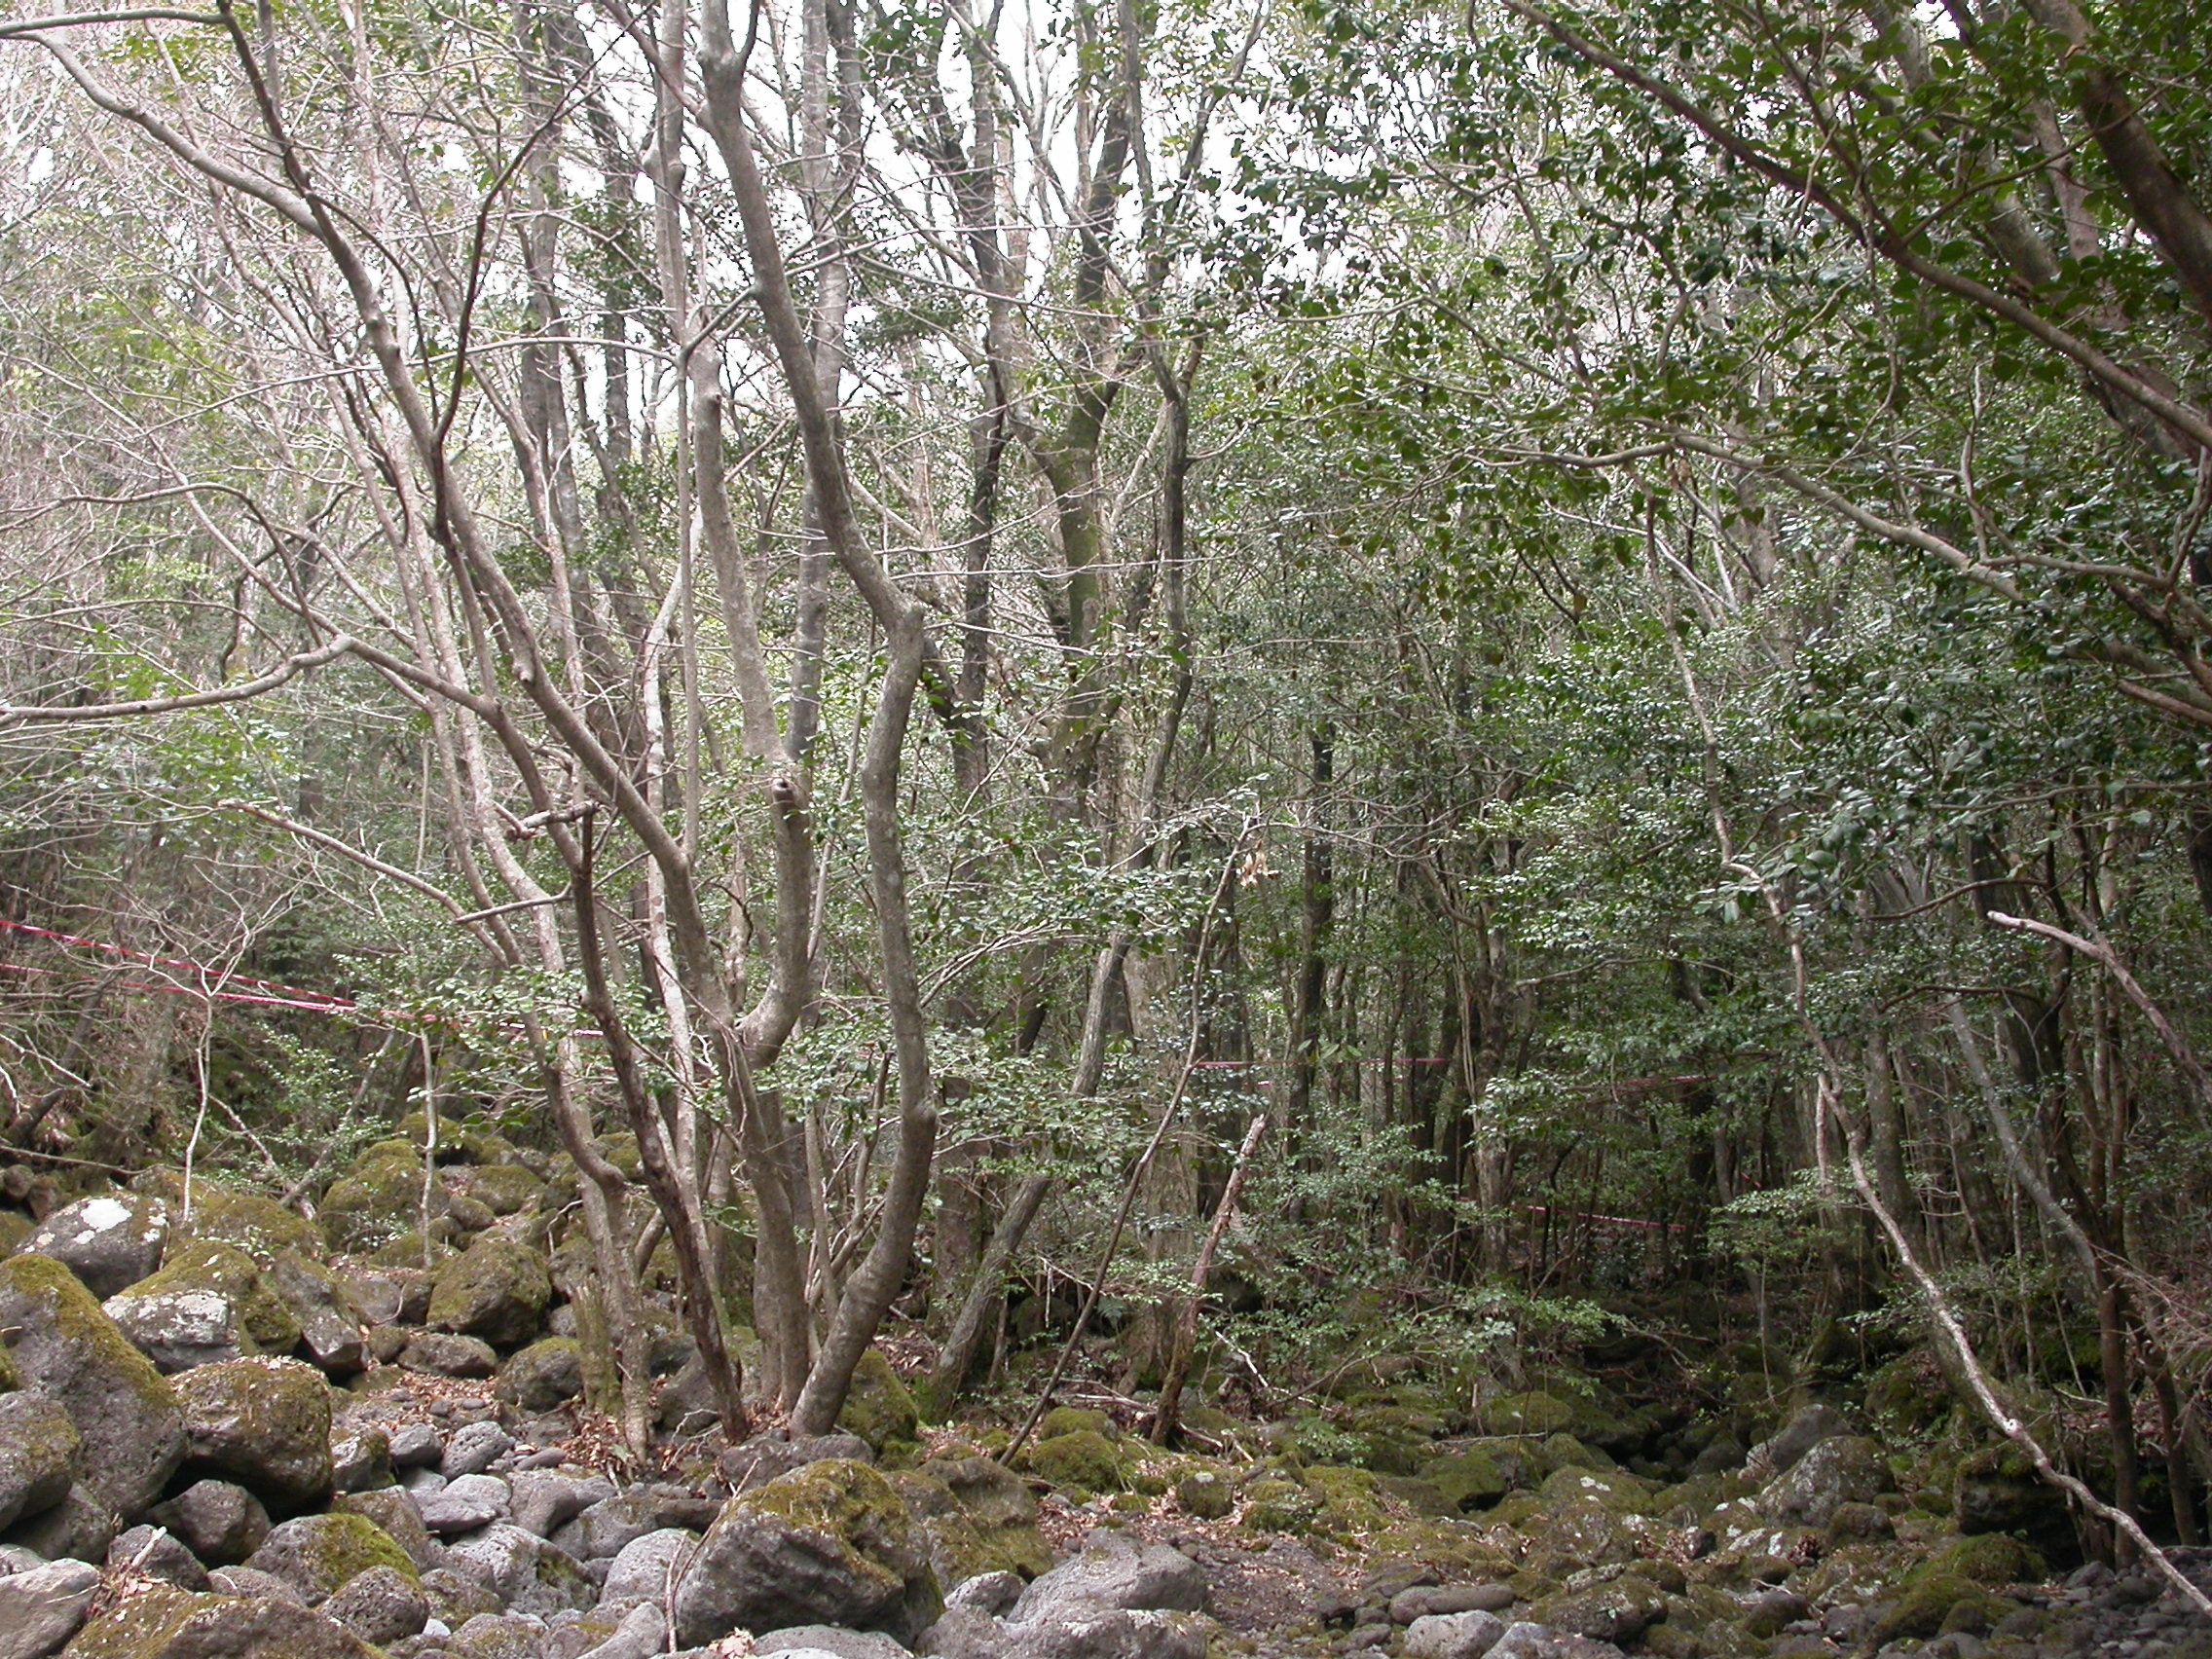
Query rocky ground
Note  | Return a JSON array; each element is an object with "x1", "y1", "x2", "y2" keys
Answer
[{"x1": 1, "y1": 1146, "x2": 2208, "y2": 1659}]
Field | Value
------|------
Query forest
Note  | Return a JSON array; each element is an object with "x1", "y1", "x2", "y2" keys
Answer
[{"x1": 0, "y1": 0, "x2": 2208, "y2": 1655}]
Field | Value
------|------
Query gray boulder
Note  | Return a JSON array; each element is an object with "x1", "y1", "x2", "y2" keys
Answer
[
  {"x1": 265, "y1": 1251, "x2": 369, "y2": 1379},
  {"x1": 920, "y1": 1606, "x2": 1206, "y2": 1659},
  {"x1": 0, "y1": 1252, "x2": 184, "y2": 1516},
  {"x1": 758, "y1": 1626, "x2": 916, "y2": 1659},
  {"x1": 1405, "y1": 1612, "x2": 1507, "y2": 1659},
  {"x1": 673, "y1": 1459, "x2": 941, "y2": 1646},
  {"x1": 323, "y1": 1564, "x2": 430, "y2": 1644},
  {"x1": 107, "y1": 1523, "x2": 212, "y2": 1590},
  {"x1": 720, "y1": 1432, "x2": 876, "y2": 1490},
  {"x1": 510, "y1": 1469, "x2": 612, "y2": 1537},
  {"x1": 440, "y1": 1419, "x2": 514, "y2": 1477},
  {"x1": 0, "y1": 1557, "x2": 101, "y2": 1659},
  {"x1": 0, "y1": 1486, "x2": 118, "y2": 1563},
  {"x1": 418, "y1": 1472, "x2": 510, "y2": 1536},
  {"x1": 1749, "y1": 1405, "x2": 1847, "y2": 1478},
  {"x1": 1010, "y1": 1531, "x2": 1206, "y2": 1624},
  {"x1": 1485, "y1": 1624, "x2": 1628, "y2": 1659},
  {"x1": 947, "y1": 1572, "x2": 1023, "y2": 1615},
  {"x1": 209, "y1": 1564, "x2": 307, "y2": 1603},
  {"x1": 575, "y1": 1603, "x2": 669, "y2": 1659},
  {"x1": 0, "y1": 1392, "x2": 77, "y2": 1530},
  {"x1": 400, "y1": 1331, "x2": 498, "y2": 1379},
  {"x1": 388, "y1": 1420, "x2": 442, "y2": 1468},
  {"x1": 329, "y1": 1427, "x2": 392, "y2": 1493},
  {"x1": 448, "y1": 1611, "x2": 550, "y2": 1657},
  {"x1": 146, "y1": 1480, "x2": 272, "y2": 1567},
  {"x1": 599, "y1": 1527, "x2": 699, "y2": 1611},
  {"x1": 1396, "y1": 1587, "x2": 1517, "y2": 1623},
  {"x1": 554, "y1": 1487, "x2": 720, "y2": 1560},
  {"x1": 13, "y1": 1192, "x2": 166, "y2": 1298},
  {"x1": 443, "y1": 1521, "x2": 594, "y2": 1615},
  {"x1": 102, "y1": 1288, "x2": 246, "y2": 1374}
]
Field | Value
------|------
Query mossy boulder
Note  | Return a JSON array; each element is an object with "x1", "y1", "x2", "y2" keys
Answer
[
  {"x1": 837, "y1": 1347, "x2": 919, "y2": 1454},
  {"x1": 115, "y1": 1239, "x2": 300, "y2": 1354},
  {"x1": 1529, "y1": 1571, "x2": 1668, "y2": 1644},
  {"x1": 13, "y1": 1191, "x2": 169, "y2": 1299},
  {"x1": 427, "y1": 1234, "x2": 550, "y2": 1348},
  {"x1": 1300, "y1": 1463, "x2": 1397, "y2": 1541},
  {"x1": 672, "y1": 1457, "x2": 942, "y2": 1644},
  {"x1": 321, "y1": 1149, "x2": 433, "y2": 1253},
  {"x1": 1874, "y1": 1571, "x2": 2012, "y2": 1643},
  {"x1": 496, "y1": 1336, "x2": 585, "y2": 1412},
  {"x1": 1172, "y1": 1461, "x2": 1235, "y2": 1520},
  {"x1": 134, "y1": 1172, "x2": 321, "y2": 1264},
  {"x1": 249, "y1": 1510, "x2": 421, "y2": 1603},
  {"x1": 1539, "y1": 1464, "x2": 1656, "y2": 1514},
  {"x1": 1479, "y1": 1389, "x2": 1581, "y2": 1436},
  {"x1": 461, "y1": 1165, "x2": 545, "y2": 1218},
  {"x1": 1419, "y1": 1444, "x2": 1519, "y2": 1511},
  {"x1": 1237, "y1": 1476, "x2": 1316, "y2": 1533},
  {"x1": 0, "y1": 1250, "x2": 184, "y2": 1515},
  {"x1": 1954, "y1": 1442, "x2": 2078, "y2": 1562},
  {"x1": 1914, "y1": 1532, "x2": 2046, "y2": 1587},
  {"x1": 1864, "y1": 1350, "x2": 1952, "y2": 1438},
  {"x1": 173, "y1": 1356, "x2": 334, "y2": 1512},
  {"x1": 0, "y1": 1387, "x2": 78, "y2": 1529},
  {"x1": 1757, "y1": 1433, "x2": 1892, "y2": 1528},
  {"x1": 1020, "y1": 1428, "x2": 1127, "y2": 1495},
  {"x1": 1039, "y1": 1406, "x2": 1113, "y2": 1442},
  {"x1": 60, "y1": 1579, "x2": 385, "y2": 1659},
  {"x1": 264, "y1": 1251, "x2": 369, "y2": 1379},
  {"x1": 890, "y1": 1459, "x2": 1053, "y2": 1585}
]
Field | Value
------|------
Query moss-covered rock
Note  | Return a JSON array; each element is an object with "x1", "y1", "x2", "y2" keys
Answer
[
  {"x1": 1020, "y1": 1428, "x2": 1127, "y2": 1495},
  {"x1": 1419, "y1": 1445, "x2": 1511, "y2": 1512},
  {"x1": 134, "y1": 1172, "x2": 321, "y2": 1264},
  {"x1": 115, "y1": 1239, "x2": 300, "y2": 1354},
  {"x1": 1954, "y1": 1443, "x2": 2077, "y2": 1561},
  {"x1": 0, "y1": 1250, "x2": 184, "y2": 1515},
  {"x1": 1173, "y1": 1462, "x2": 1235, "y2": 1520},
  {"x1": 173, "y1": 1356, "x2": 334, "y2": 1512},
  {"x1": 0, "y1": 1387, "x2": 78, "y2": 1530},
  {"x1": 248, "y1": 1510, "x2": 421, "y2": 1603},
  {"x1": 427, "y1": 1234, "x2": 550, "y2": 1348},
  {"x1": 672, "y1": 1457, "x2": 941, "y2": 1645},
  {"x1": 496, "y1": 1336, "x2": 584, "y2": 1412},
  {"x1": 263, "y1": 1251, "x2": 368, "y2": 1379},
  {"x1": 1300, "y1": 1462, "x2": 1397, "y2": 1541},
  {"x1": 837, "y1": 1346, "x2": 919, "y2": 1454},
  {"x1": 1479, "y1": 1389, "x2": 1581, "y2": 1436},
  {"x1": 1913, "y1": 1532, "x2": 2046, "y2": 1588},
  {"x1": 461, "y1": 1165, "x2": 544, "y2": 1218},
  {"x1": 1875, "y1": 1570, "x2": 2009, "y2": 1642},
  {"x1": 1529, "y1": 1572, "x2": 1668, "y2": 1644},
  {"x1": 1364, "y1": 1517, "x2": 1518, "y2": 1580},
  {"x1": 1237, "y1": 1476, "x2": 1316, "y2": 1533},
  {"x1": 1039, "y1": 1406, "x2": 1113, "y2": 1442},
  {"x1": 321, "y1": 1150, "x2": 432, "y2": 1253},
  {"x1": 1539, "y1": 1464, "x2": 1656, "y2": 1513},
  {"x1": 890, "y1": 1460, "x2": 1053, "y2": 1586},
  {"x1": 60, "y1": 1579, "x2": 385, "y2": 1659}
]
